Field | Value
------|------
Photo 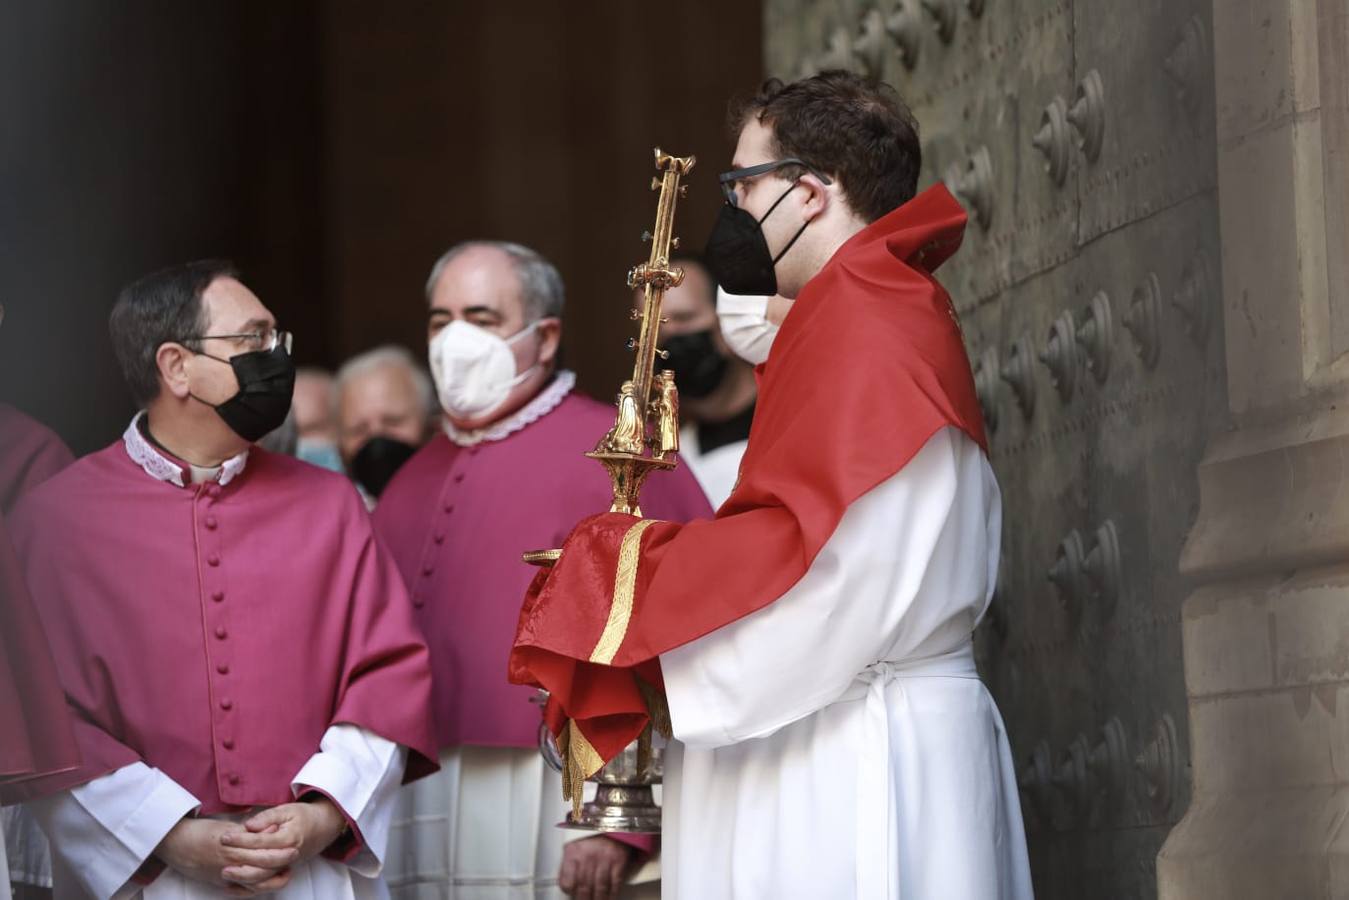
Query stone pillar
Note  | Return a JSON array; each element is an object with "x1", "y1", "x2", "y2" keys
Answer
[{"x1": 1158, "y1": 1, "x2": 1349, "y2": 897}]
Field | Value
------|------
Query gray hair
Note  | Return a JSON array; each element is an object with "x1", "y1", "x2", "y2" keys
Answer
[
  {"x1": 333, "y1": 344, "x2": 435, "y2": 417},
  {"x1": 424, "y1": 240, "x2": 565, "y2": 321}
]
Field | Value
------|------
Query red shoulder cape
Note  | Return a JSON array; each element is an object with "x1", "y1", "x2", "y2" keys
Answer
[{"x1": 509, "y1": 185, "x2": 986, "y2": 769}]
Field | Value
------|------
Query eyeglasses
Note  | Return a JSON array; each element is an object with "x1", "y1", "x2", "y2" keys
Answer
[
  {"x1": 185, "y1": 328, "x2": 293, "y2": 355},
  {"x1": 719, "y1": 158, "x2": 833, "y2": 207}
]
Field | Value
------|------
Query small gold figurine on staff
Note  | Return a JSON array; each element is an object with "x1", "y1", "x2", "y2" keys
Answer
[
  {"x1": 599, "y1": 381, "x2": 646, "y2": 456},
  {"x1": 654, "y1": 370, "x2": 680, "y2": 459}
]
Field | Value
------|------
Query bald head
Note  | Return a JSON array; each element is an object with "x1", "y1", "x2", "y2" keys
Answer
[
  {"x1": 423, "y1": 240, "x2": 565, "y2": 430},
  {"x1": 426, "y1": 241, "x2": 565, "y2": 340}
]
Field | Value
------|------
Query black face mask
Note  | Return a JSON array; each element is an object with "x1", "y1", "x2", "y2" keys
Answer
[
  {"x1": 703, "y1": 182, "x2": 810, "y2": 297},
  {"x1": 192, "y1": 345, "x2": 296, "y2": 443},
  {"x1": 659, "y1": 329, "x2": 729, "y2": 399},
  {"x1": 349, "y1": 436, "x2": 418, "y2": 498}
]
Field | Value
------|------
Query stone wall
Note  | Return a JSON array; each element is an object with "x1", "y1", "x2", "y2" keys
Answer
[{"x1": 1160, "y1": 2, "x2": 1349, "y2": 897}]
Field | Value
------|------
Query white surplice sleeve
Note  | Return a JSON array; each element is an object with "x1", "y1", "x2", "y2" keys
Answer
[
  {"x1": 662, "y1": 426, "x2": 995, "y2": 749},
  {"x1": 290, "y1": 723, "x2": 407, "y2": 877},
  {"x1": 28, "y1": 762, "x2": 200, "y2": 900}
]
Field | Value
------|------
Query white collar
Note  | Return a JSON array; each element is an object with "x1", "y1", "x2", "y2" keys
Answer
[
  {"x1": 442, "y1": 370, "x2": 576, "y2": 447},
  {"x1": 122, "y1": 412, "x2": 250, "y2": 488}
]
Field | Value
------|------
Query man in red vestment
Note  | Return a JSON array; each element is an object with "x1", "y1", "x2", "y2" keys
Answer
[
  {"x1": 5, "y1": 262, "x2": 439, "y2": 899},
  {"x1": 511, "y1": 73, "x2": 1032, "y2": 897}
]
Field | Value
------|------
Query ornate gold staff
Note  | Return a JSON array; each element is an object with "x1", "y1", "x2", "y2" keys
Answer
[{"x1": 520, "y1": 148, "x2": 694, "y2": 832}]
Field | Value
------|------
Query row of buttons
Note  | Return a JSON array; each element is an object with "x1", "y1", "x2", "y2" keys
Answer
[
  {"x1": 410, "y1": 466, "x2": 469, "y2": 608},
  {"x1": 196, "y1": 488, "x2": 241, "y2": 792}
]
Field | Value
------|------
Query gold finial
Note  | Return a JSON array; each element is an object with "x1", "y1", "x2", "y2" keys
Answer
[{"x1": 528, "y1": 148, "x2": 694, "y2": 539}]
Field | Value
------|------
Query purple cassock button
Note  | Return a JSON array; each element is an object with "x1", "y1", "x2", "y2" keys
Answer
[
  {"x1": 433, "y1": 533, "x2": 445, "y2": 545},
  {"x1": 220, "y1": 698, "x2": 233, "y2": 711},
  {"x1": 204, "y1": 516, "x2": 219, "y2": 530},
  {"x1": 422, "y1": 564, "x2": 434, "y2": 577},
  {"x1": 215, "y1": 626, "x2": 228, "y2": 640},
  {"x1": 227, "y1": 774, "x2": 240, "y2": 786},
  {"x1": 207, "y1": 554, "x2": 220, "y2": 567},
  {"x1": 207, "y1": 485, "x2": 221, "y2": 499},
  {"x1": 412, "y1": 595, "x2": 425, "y2": 608},
  {"x1": 217, "y1": 663, "x2": 229, "y2": 675},
  {"x1": 222, "y1": 738, "x2": 235, "y2": 750},
  {"x1": 454, "y1": 473, "x2": 465, "y2": 484},
  {"x1": 212, "y1": 591, "x2": 225, "y2": 603},
  {"x1": 443, "y1": 502, "x2": 455, "y2": 514}
]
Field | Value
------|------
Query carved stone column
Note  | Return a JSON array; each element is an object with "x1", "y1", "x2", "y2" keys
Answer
[{"x1": 1158, "y1": 1, "x2": 1349, "y2": 896}]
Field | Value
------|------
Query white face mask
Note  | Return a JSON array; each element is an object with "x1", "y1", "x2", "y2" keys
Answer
[
  {"x1": 429, "y1": 320, "x2": 540, "y2": 421},
  {"x1": 717, "y1": 287, "x2": 779, "y2": 366}
]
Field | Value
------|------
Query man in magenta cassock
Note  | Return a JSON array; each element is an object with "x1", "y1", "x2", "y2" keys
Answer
[
  {"x1": 0, "y1": 302, "x2": 81, "y2": 896},
  {"x1": 0, "y1": 399, "x2": 74, "y2": 519},
  {"x1": 373, "y1": 241, "x2": 712, "y2": 899},
  {"x1": 3, "y1": 261, "x2": 439, "y2": 899}
]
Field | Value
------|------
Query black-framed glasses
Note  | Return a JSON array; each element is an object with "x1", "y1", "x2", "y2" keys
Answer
[
  {"x1": 184, "y1": 328, "x2": 293, "y2": 355},
  {"x1": 719, "y1": 158, "x2": 833, "y2": 207}
]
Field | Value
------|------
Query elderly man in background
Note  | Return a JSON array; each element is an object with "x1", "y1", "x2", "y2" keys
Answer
[
  {"x1": 334, "y1": 345, "x2": 435, "y2": 503},
  {"x1": 293, "y1": 366, "x2": 343, "y2": 471},
  {"x1": 375, "y1": 241, "x2": 712, "y2": 899}
]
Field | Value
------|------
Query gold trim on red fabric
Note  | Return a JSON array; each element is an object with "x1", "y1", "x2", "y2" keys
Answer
[{"x1": 589, "y1": 518, "x2": 659, "y2": 665}]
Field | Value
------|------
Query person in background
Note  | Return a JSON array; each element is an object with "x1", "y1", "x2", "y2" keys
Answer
[
  {"x1": 0, "y1": 306, "x2": 74, "y2": 516},
  {"x1": 375, "y1": 241, "x2": 712, "y2": 900},
  {"x1": 293, "y1": 366, "x2": 343, "y2": 471},
  {"x1": 632, "y1": 257, "x2": 756, "y2": 508},
  {"x1": 333, "y1": 345, "x2": 435, "y2": 505},
  {"x1": 714, "y1": 286, "x2": 793, "y2": 365},
  {"x1": 0, "y1": 303, "x2": 80, "y2": 900},
  {"x1": 257, "y1": 407, "x2": 299, "y2": 457}
]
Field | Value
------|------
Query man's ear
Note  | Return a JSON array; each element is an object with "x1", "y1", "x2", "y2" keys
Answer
[
  {"x1": 796, "y1": 173, "x2": 832, "y2": 223},
  {"x1": 536, "y1": 318, "x2": 563, "y2": 368},
  {"x1": 156, "y1": 342, "x2": 193, "y2": 400}
]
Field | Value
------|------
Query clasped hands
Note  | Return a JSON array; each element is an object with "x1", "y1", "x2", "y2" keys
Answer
[{"x1": 155, "y1": 797, "x2": 348, "y2": 895}]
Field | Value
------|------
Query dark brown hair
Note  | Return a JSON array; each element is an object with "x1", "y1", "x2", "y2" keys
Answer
[
  {"x1": 730, "y1": 70, "x2": 921, "y2": 223},
  {"x1": 110, "y1": 259, "x2": 239, "y2": 406}
]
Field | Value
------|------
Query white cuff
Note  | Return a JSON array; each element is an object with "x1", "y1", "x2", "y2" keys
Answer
[
  {"x1": 291, "y1": 724, "x2": 406, "y2": 878},
  {"x1": 31, "y1": 763, "x2": 199, "y2": 900}
]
